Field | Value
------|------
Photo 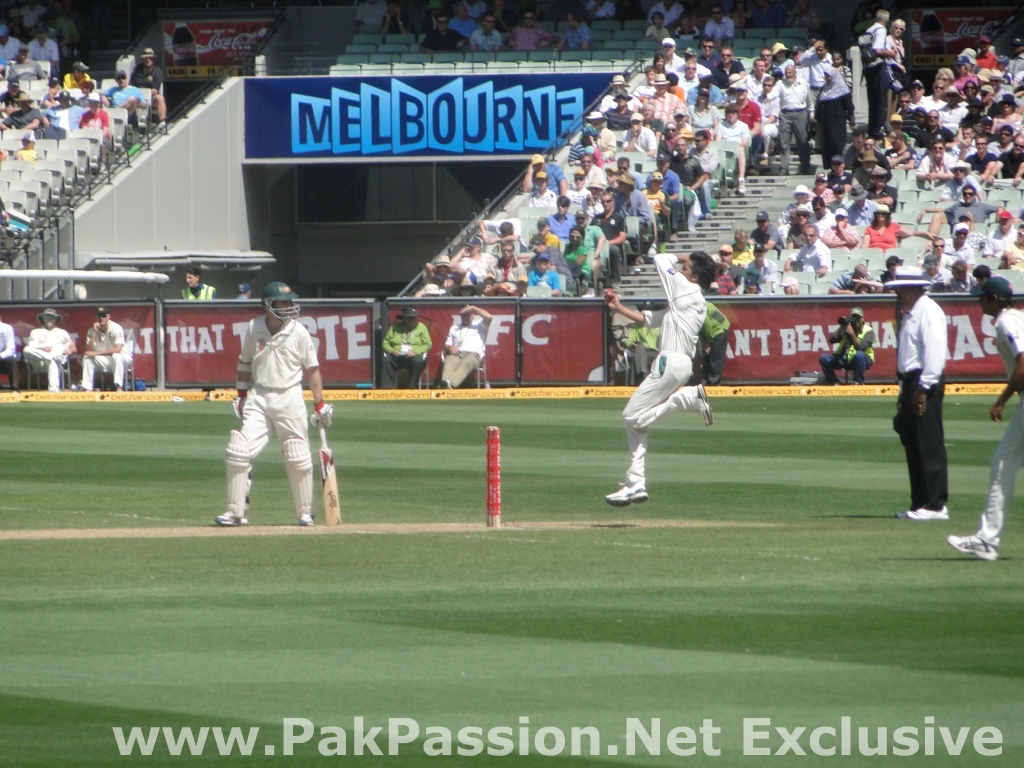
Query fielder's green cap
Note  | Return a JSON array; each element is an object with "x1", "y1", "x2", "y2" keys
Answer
[
  {"x1": 971, "y1": 276, "x2": 1013, "y2": 300},
  {"x1": 95, "y1": 306, "x2": 109, "y2": 316}
]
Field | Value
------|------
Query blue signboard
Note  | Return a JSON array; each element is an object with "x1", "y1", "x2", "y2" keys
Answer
[{"x1": 244, "y1": 73, "x2": 612, "y2": 161}]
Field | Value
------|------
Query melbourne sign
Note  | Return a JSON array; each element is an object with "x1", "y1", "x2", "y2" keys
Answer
[{"x1": 244, "y1": 74, "x2": 611, "y2": 161}]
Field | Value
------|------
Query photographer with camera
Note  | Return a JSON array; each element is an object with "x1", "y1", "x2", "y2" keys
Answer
[{"x1": 819, "y1": 307, "x2": 875, "y2": 385}]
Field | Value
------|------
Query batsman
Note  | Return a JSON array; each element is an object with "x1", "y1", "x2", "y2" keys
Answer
[{"x1": 215, "y1": 282, "x2": 334, "y2": 527}]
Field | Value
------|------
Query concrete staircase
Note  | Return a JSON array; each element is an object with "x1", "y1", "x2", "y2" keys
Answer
[
  {"x1": 616, "y1": 154, "x2": 821, "y2": 298},
  {"x1": 86, "y1": 0, "x2": 134, "y2": 77}
]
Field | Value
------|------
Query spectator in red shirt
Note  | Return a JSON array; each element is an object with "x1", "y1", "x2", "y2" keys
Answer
[
  {"x1": 974, "y1": 37, "x2": 998, "y2": 71},
  {"x1": 79, "y1": 91, "x2": 112, "y2": 157},
  {"x1": 730, "y1": 77, "x2": 763, "y2": 159},
  {"x1": 714, "y1": 256, "x2": 738, "y2": 294}
]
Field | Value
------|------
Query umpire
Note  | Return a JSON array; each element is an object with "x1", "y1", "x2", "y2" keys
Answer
[{"x1": 889, "y1": 267, "x2": 950, "y2": 521}]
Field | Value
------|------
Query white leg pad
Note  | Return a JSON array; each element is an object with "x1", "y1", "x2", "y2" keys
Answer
[
  {"x1": 282, "y1": 437, "x2": 314, "y2": 520},
  {"x1": 225, "y1": 430, "x2": 251, "y2": 517}
]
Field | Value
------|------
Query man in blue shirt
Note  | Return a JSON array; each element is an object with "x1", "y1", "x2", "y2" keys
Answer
[
  {"x1": 654, "y1": 154, "x2": 684, "y2": 237},
  {"x1": 448, "y1": 3, "x2": 479, "y2": 39},
  {"x1": 103, "y1": 69, "x2": 148, "y2": 127},
  {"x1": 557, "y1": 11, "x2": 591, "y2": 51},
  {"x1": 527, "y1": 253, "x2": 562, "y2": 294},
  {"x1": 41, "y1": 88, "x2": 84, "y2": 139},
  {"x1": 751, "y1": 0, "x2": 786, "y2": 28},
  {"x1": 546, "y1": 196, "x2": 573, "y2": 244}
]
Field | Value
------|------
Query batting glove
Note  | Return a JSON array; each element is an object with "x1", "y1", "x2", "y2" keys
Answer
[
  {"x1": 232, "y1": 395, "x2": 247, "y2": 420},
  {"x1": 311, "y1": 400, "x2": 334, "y2": 429}
]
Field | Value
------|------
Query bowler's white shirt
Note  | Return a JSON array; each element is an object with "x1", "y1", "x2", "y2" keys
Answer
[
  {"x1": 641, "y1": 253, "x2": 705, "y2": 358},
  {"x1": 995, "y1": 308, "x2": 1024, "y2": 385}
]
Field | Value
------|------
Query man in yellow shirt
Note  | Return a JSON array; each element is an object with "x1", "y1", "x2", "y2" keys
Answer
[{"x1": 62, "y1": 60, "x2": 92, "y2": 90}]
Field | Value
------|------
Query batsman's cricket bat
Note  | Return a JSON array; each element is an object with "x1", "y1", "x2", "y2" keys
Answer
[{"x1": 318, "y1": 425, "x2": 341, "y2": 526}]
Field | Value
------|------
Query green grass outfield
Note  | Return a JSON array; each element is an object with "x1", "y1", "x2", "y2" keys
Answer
[{"x1": 1, "y1": 397, "x2": 1022, "y2": 766}]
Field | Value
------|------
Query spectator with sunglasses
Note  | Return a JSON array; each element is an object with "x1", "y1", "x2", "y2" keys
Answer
[
  {"x1": 508, "y1": 10, "x2": 558, "y2": 51},
  {"x1": 995, "y1": 136, "x2": 1024, "y2": 188},
  {"x1": 418, "y1": 14, "x2": 468, "y2": 52},
  {"x1": 917, "y1": 183, "x2": 1001, "y2": 236}
]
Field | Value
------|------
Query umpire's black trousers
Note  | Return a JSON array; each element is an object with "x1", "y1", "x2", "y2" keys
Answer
[{"x1": 894, "y1": 371, "x2": 948, "y2": 512}]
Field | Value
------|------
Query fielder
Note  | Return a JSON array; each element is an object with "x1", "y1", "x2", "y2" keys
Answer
[
  {"x1": 604, "y1": 250, "x2": 716, "y2": 507},
  {"x1": 23, "y1": 308, "x2": 76, "y2": 391},
  {"x1": 75, "y1": 306, "x2": 130, "y2": 391},
  {"x1": 215, "y1": 282, "x2": 334, "y2": 527},
  {"x1": 948, "y1": 277, "x2": 1024, "y2": 561}
]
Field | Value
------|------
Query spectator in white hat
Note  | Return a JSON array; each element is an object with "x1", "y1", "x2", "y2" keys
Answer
[
  {"x1": 819, "y1": 208, "x2": 861, "y2": 255},
  {"x1": 777, "y1": 184, "x2": 813, "y2": 228},
  {"x1": 587, "y1": 111, "x2": 616, "y2": 159},
  {"x1": 623, "y1": 111, "x2": 658, "y2": 157},
  {"x1": 599, "y1": 75, "x2": 635, "y2": 112},
  {"x1": 661, "y1": 38, "x2": 688, "y2": 77},
  {"x1": 78, "y1": 91, "x2": 112, "y2": 158}
]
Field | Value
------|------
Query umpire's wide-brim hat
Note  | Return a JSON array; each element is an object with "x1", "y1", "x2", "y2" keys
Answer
[
  {"x1": 37, "y1": 307, "x2": 62, "y2": 323},
  {"x1": 886, "y1": 267, "x2": 931, "y2": 289}
]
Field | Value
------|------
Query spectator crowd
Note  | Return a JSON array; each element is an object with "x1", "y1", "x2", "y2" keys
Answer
[{"x1": 397, "y1": 0, "x2": 1024, "y2": 298}]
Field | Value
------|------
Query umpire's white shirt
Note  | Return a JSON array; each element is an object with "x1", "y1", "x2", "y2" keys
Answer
[{"x1": 897, "y1": 294, "x2": 947, "y2": 389}]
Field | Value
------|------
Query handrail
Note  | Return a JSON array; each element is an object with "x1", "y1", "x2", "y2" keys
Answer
[
  {"x1": 0, "y1": 8, "x2": 288, "y2": 273},
  {"x1": 989, "y1": 5, "x2": 1024, "y2": 49}
]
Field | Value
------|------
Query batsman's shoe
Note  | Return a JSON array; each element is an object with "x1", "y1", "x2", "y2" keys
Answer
[
  {"x1": 947, "y1": 535, "x2": 998, "y2": 561},
  {"x1": 896, "y1": 506, "x2": 949, "y2": 521},
  {"x1": 605, "y1": 484, "x2": 648, "y2": 507},
  {"x1": 298, "y1": 513, "x2": 315, "y2": 527},
  {"x1": 214, "y1": 512, "x2": 248, "y2": 527},
  {"x1": 696, "y1": 384, "x2": 714, "y2": 426}
]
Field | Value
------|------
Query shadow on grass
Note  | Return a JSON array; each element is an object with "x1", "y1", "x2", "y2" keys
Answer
[{"x1": 378, "y1": 605, "x2": 1024, "y2": 679}]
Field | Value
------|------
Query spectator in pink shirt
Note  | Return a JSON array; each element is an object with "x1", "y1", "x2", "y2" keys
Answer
[{"x1": 508, "y1": 9, "x2": 559, "y2": 51}]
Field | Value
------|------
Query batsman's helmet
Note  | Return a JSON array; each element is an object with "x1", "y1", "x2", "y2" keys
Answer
[{"x1": 262, "y1": 281, "x2": 300, "y2": 319}]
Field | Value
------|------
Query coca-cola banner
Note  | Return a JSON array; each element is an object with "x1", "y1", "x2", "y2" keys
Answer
[
  {"x1": 715, "y1": 296, "x2": 1001, "y2": 383},
  {"x1": 909, "y1": 9, "x2": 1007, "y2": 68},
  {"x1": 387, "y1": 299, "x2": 519, "y2": 384},
  {"x1": 520, "y1": 300, "x2": 606, "y2": 384},
  {"x1": 163, "y1": 301, "x2": 375, "y2": 387},
  {"x1": 0, "y1": 303, "x2": 157, "y2": 383},
  {"x1": 163, "y1": 20, "x2": 271, "y2": 79}
]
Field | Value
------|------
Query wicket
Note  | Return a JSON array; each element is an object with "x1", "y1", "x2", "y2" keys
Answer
[{"x1": 486, "y1": 426, "x2": 501, "y2": 527}]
